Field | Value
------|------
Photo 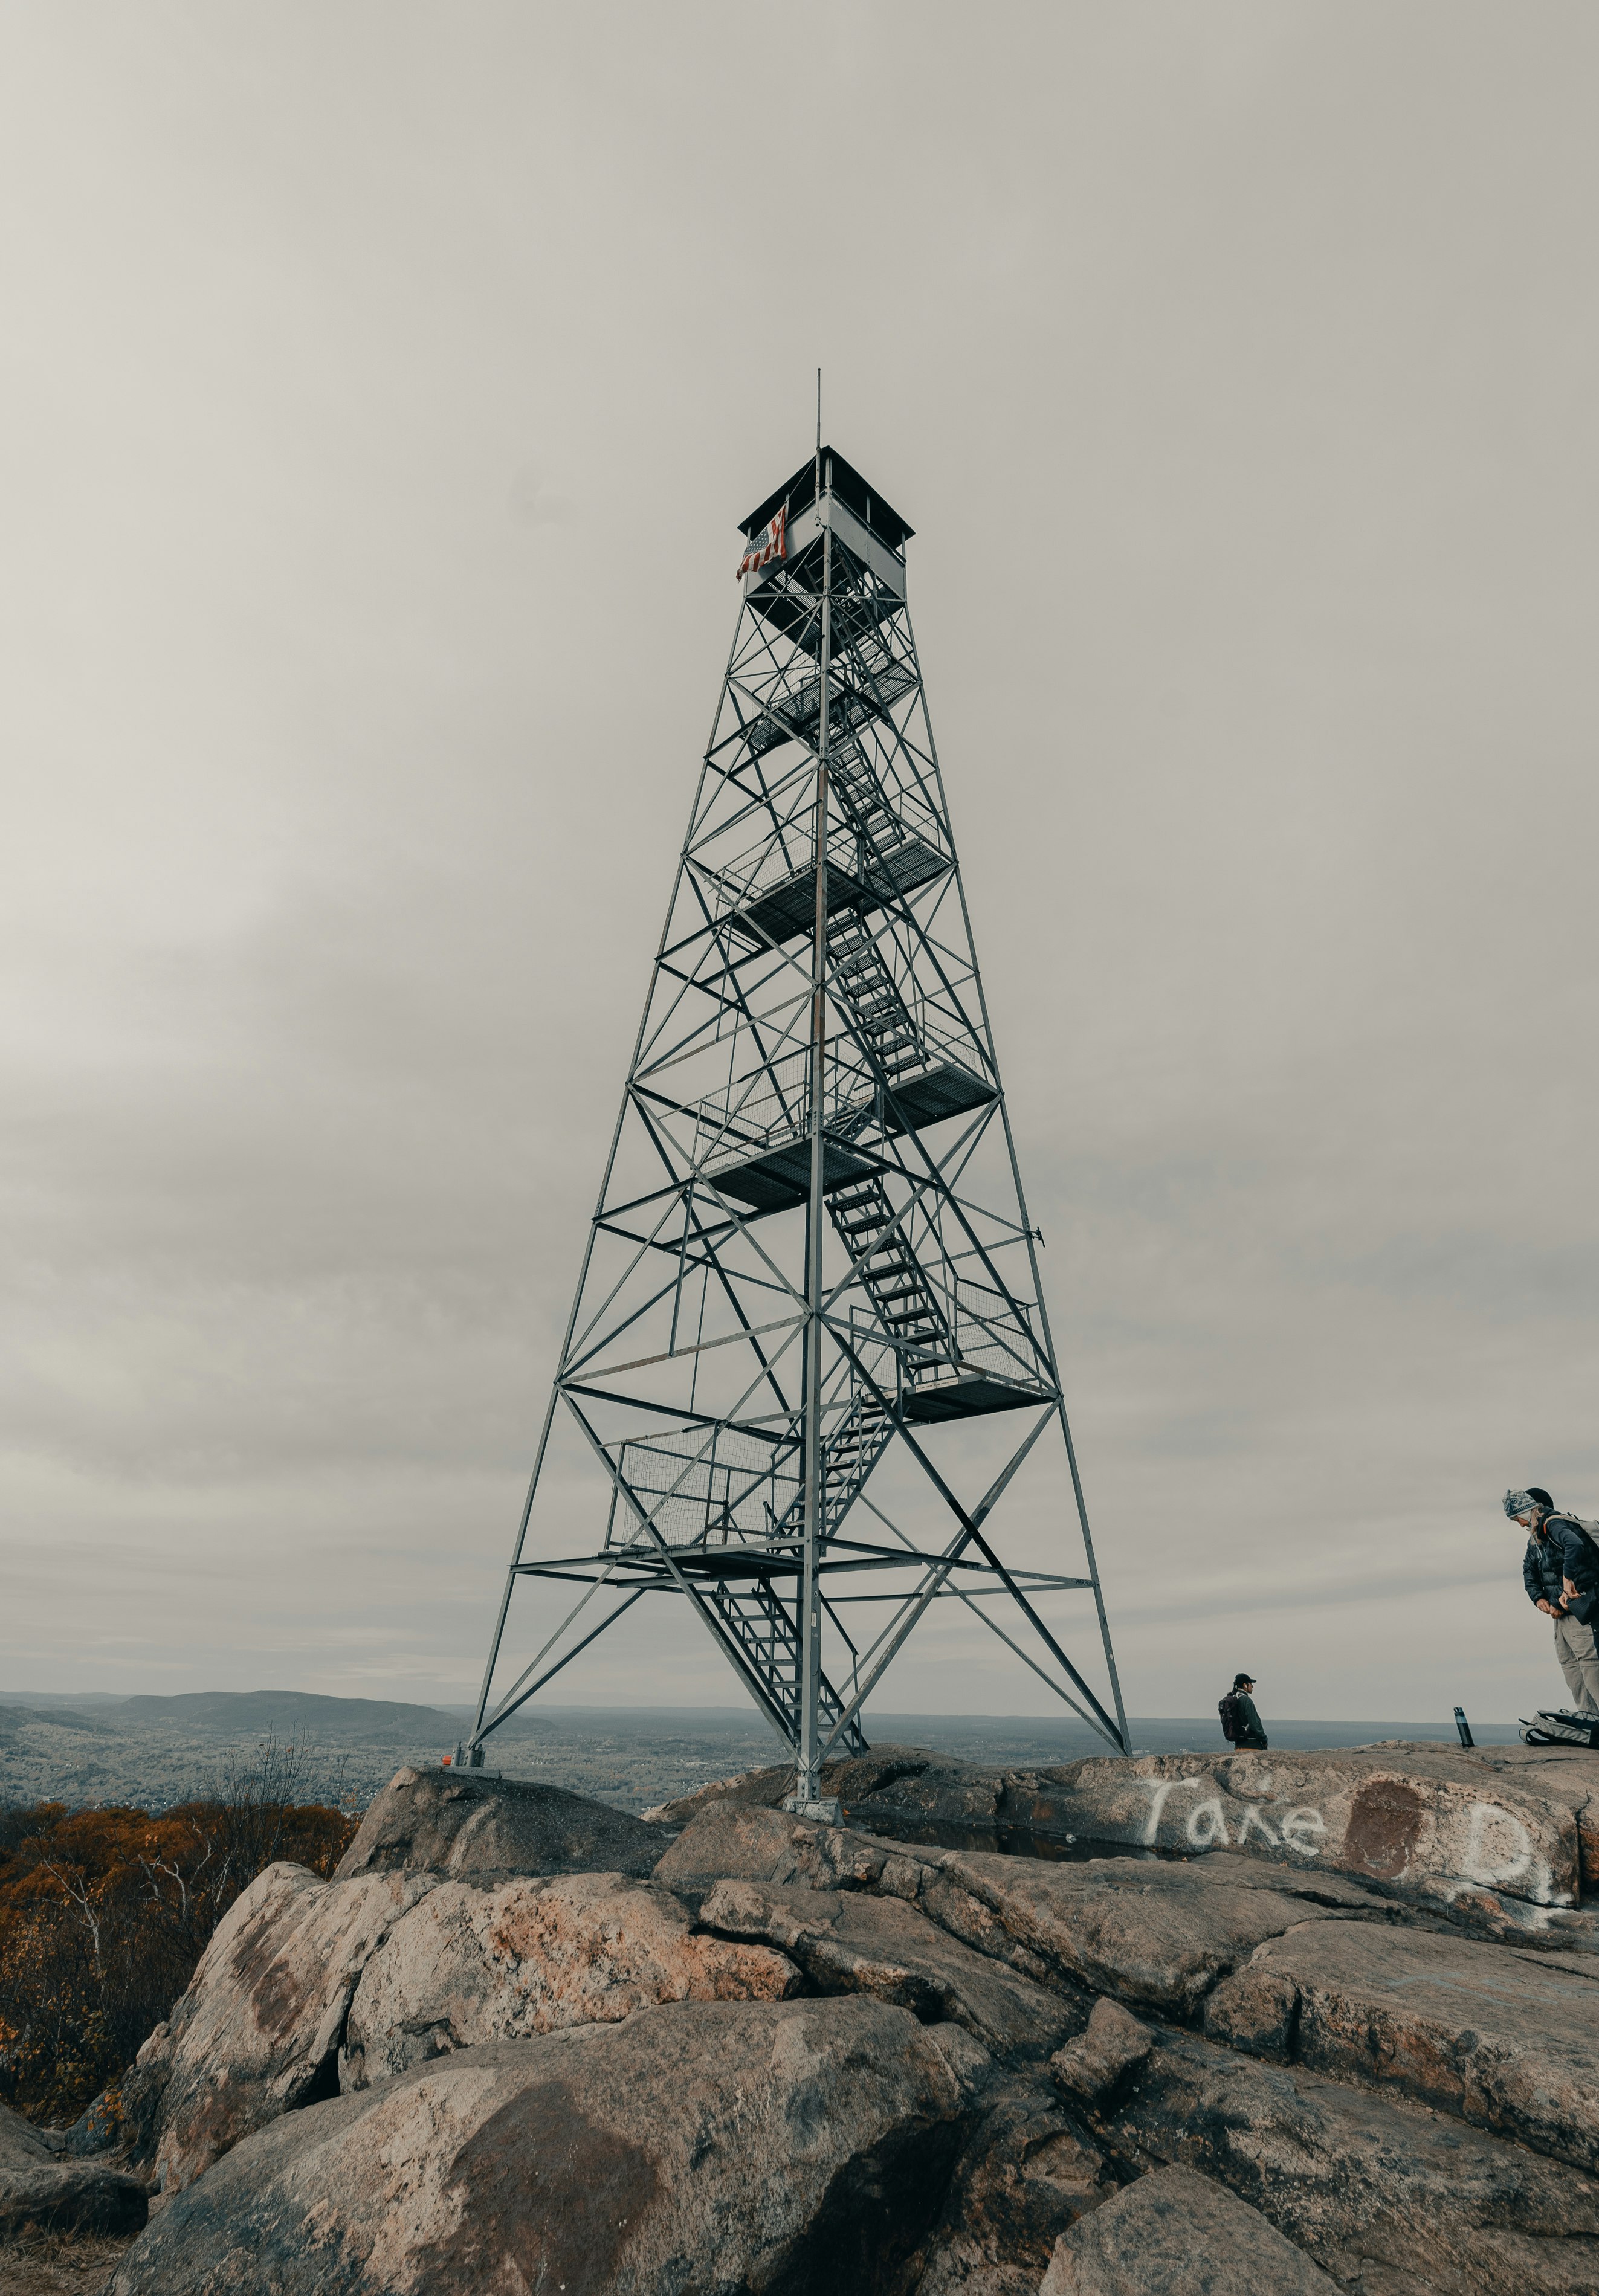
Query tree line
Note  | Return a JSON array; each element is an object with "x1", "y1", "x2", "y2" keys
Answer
[{"x1": 0, "y1": 1735, "x2": 356, "y2": 2126}]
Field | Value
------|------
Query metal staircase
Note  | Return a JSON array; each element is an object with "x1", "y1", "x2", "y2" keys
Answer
[
  {"x1": 827, "y1": 1172, "x2": 952, "y2": 1384},
  {"x1": 699, "y1": 1573, "x2": 867, "y2": 1756},
  {"x1": 821, "y1": 1387, "x2": 893, "y2": 1514},
  {"x1": 745, "y1": 640, "x2": 919, "y2": 765},
  {"x1": 731, "y1": 657, "x2": 949, "y2": 953},
  {"x1": 770, "y1": 1384, "x2": 894, "y2": 1547},
  {"x1": 825, "y1": 907, "x2": 923, "y2": 1092}
]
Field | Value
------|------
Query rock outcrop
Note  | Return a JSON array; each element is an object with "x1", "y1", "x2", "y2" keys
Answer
[
  {"x1": 1093, "y1": 2025, "x2": 1599, "y2": 2294},
  {"x1": 700, "y1": 1877, "x2": 1077, "y2": 2058},
  {"x1": 663, "y1": 1802, "x2": 1413, "y2": 2019},
  {"x1": 334, "y1": 1762, "x2": 667, "y2": 1882},
  {"x1": 887, "y1": 1843, "x2": 1399, "y2": 2019},
  {"x1": 121, "y1": 1860, "x2": 436, "y2": 2191},
  {"x1": 1206, "y1": 1917, "x2": 1599, "y2": 2165},
  {"x1": 92, "y1": 1745, "x2": 1599, "y2": 2292},
  {"x1": 343, "y1": 1870, "x2": 799, "y2": 2085},
  {"x1": 1039, "y1": 2162, "x2": 1339, "y2": 2294},
  {"x1": 109, "y1": 1999, "x2": 965, "y2": 2295},
  {"x1": 0, "y1": 2099, "x2": 146, "y2": 2240},
  {"x1": 846, "y1": 1742, "x2": 1599, "y2": 1940},
  {"x1": 651, "y1": 1797, "x2": 913, "y2": 1907},
  {"x1": 911, "y1": 2056, "x2": 1111, "y2": 2296},
  {"x1": 642, "y1": 1742, "x2": 944, "y2": 1827}
]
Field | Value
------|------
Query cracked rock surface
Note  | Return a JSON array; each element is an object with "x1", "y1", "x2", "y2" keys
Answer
[
  {"x1": 88, "y1": 1748, "x2": 1599, "y2": 2293},
  {"x1": 910, "y1": 2059, "x2": 1111, "y2": 2296},
  {"x1": 109, "y1": 1999, "x2": 965, "y2": 2296},
  {"x1": 1092, "y1": 2025, "x2": 1599, "y2": 2295},
  {"x1": 120, "y1": 1860, "x2": 437, "y2": 2191},
  {"x1": 1204, "y1": 1916, "x2": 1599, "y2": 2167},
  {"x1": 699, "y1": 1877, "x2": 1078, "y2": 2058},
  {"x1": 343, "y1": 1870, "x2": 799, "y2": 2085},
  {"x1": 1039, "y1": 2162, "x2": 1339, "y2": 2294}
]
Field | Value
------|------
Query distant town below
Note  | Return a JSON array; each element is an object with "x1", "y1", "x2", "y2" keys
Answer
[{"x1": 0, "y1": 1691, "x2": 1523, "y2": 1815}]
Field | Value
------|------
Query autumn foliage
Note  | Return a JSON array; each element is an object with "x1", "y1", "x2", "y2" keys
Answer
[{"x1": 0, "y1": 1744, "x2": 357, "y2": 2126}]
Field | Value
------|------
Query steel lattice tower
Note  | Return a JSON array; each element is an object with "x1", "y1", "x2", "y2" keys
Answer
[{"x1": 464, "y1": 447, "x2": 1129, "y2": 1804}]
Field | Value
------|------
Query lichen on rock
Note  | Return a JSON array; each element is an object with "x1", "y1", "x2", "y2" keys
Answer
[{"x1": 343, "y1": 1868, "x2": 800, "y2": 2086}]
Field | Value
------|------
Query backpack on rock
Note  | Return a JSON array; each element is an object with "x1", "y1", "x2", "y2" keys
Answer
[{"x1": 1520, "y1": 1708, "x2": 1599, "y2": 1748}]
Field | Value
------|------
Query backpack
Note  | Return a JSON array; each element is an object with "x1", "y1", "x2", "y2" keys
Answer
[
  {"x1": 1520, "y1": 1708, "x2": 1599, "y2": 1749},
  {"x1": 1547, "y1": 1515, "x2": 1599, "y2": 1623},
  {"x1": 1218, "y1": 1693, "x2": 1241, "y2": 1743}
]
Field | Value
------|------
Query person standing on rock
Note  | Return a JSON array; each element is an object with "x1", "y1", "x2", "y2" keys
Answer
[
  {"x1": 1219, "y1": 1674, "x2": 1268, "y2": 1750},
  {"x1": 1508, "y1": 1486, "x2": 1599, "y2": 1712}
]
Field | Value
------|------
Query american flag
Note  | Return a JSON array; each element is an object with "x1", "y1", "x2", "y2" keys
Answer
[{"x1": 736, "y1": 505, "x2": 786, "y2": 579}]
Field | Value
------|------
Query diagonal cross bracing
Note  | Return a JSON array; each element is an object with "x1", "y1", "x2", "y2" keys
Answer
[{"x1": 465, "y1": 447, "x2": 1128, "y2": 1786}]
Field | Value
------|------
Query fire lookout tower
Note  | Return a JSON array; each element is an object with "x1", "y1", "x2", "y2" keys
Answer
[{"x1": 463, "y1": 447, "x2": 1128, "y2": 1804}]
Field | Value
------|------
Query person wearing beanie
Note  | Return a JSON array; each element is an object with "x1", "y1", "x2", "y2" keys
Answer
[
  {"x1": 1221, "y1": 1672, "x2": 1268, "y2": 1750},
  {"x1": 1507, "y1": 1488, "x2": 1599, "y2": 1712}
]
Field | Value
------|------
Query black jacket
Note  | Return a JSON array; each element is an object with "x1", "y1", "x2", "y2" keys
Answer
[
  {"x1": 1232, "y1": 1693, "x2": 1267, "y2": 1747},
  {"x1": 1523, "y1": 1517, "x2": 1599, "y2": 1609}
]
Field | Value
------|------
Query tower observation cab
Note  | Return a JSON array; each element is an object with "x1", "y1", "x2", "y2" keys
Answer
[{"x1": 463, "y1": 445, "x2": 1128, "y2": 1803}]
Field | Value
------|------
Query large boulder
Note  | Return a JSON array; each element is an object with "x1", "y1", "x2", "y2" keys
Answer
[
  {"x1": 699, "y1": 1877, "x2": 1079, "y2": 2057},
  {"x1": 661, "y1": 1741, "x2": 1599, "y2": 1932},
  {"x1": 656, "y1": 1804, "x2": 1409, "y2": 2020},
  {"x1": 641, "y1": 1743, "x2": 943, "y2": 1827},
  {"x1": 342, "y1": 1871, "x2": 798, "y2": 2086},
  {"x1": 653, "y1": 1805, "x2": 1051, "y2": 1984},
  {"x1": 1039, "y1": 2163, "x2": 1337, "y2": 2294},
  {"x1": 1205, "y1": 1917, "x2": 1599, "y2": 2169},
  {"x1": 862, "y1": 1745, "x2": 1598, "y2": 1926},
  {"x1": 651, "y1": 1798, "x2": 908, "y2": 1910},
  {"x1": 334, "y1": 1763, "x2": 666, "y2": 1882},
  {"x1": 879, "y1": 1843, "x2": 1400, "y2": 2021},
  {"x1": 0, "y1": 2098, "x2": 146, "y2": 2240},
  {"x1": 109, "y1": 1998, "x2": 966, "y2": 2295},
  {"x1": 123, "y1": 1860, "x2": 436, "y2": 2191},
  {"x1": 1093, "y1": 2024, "x2": 1599, "y2": 2295}
]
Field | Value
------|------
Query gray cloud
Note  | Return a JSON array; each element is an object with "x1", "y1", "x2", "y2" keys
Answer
[{"x1": 2, "y1": 2, "x2": 1595, "y2": 1726}]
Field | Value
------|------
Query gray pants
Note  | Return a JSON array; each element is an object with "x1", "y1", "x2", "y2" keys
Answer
[{"x1": 1554, "y1": 1613, "x2": 1599, "y2": 1711}]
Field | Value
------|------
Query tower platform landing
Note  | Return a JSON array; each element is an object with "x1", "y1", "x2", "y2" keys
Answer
[
  {"x1": 900, "y1": 1371, "x2": 1055, "y2": 1422},
  {"x1": 728, "y1": 843, "x2": 948, "y2": 949}
]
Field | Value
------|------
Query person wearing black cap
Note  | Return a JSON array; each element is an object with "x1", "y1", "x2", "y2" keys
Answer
[
  {"x1": 1507, "y1": 1487, "x2": 1599, "y2": 1712},
  {"x1": 1220, "y1": 1672, "x2": 1268, "y2": 1750}
]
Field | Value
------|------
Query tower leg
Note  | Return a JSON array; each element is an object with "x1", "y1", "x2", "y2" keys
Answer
[{"x1": 790, "y1": 459, "x2": 837, "y2": 1822}]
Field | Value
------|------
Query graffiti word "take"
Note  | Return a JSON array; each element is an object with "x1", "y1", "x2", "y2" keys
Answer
[{"x1": 1140, "y1": 1778, "x2": 1327, "y2": 1855}]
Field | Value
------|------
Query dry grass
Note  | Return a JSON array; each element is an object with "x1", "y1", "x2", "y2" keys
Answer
[{"x1": 0, "y1": 2218, "x2": 150, "y2": 2294}]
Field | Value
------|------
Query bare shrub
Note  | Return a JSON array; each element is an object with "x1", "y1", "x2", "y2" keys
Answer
[{"x1": 0, "y1": 1732, "x2": 357, "y2": 2125}]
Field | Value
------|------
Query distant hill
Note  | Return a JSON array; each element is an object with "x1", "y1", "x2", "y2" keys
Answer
[
  {"x1": 0, "y1": 1702, "x2": 115, "y2": 1740},
  {"x1": 112, "y1": 1691, "x2": 467, "y2": 1744}
]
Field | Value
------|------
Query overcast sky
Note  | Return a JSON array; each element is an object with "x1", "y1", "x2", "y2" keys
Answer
[{"x1": 3, "y1": 4, "x2": 1596, "y2": 1726}]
